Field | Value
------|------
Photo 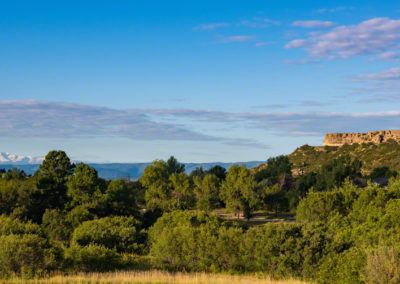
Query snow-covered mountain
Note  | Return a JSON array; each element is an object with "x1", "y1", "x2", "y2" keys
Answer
[{"x1": 0, "y1": 152, "x2": 44, "y2": 164}]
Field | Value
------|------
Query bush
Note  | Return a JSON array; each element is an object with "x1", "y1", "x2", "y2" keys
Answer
[
  {"x1": 317, "y1": 248, "x2": 366, "y2": 284},
  {"x1": 0, "y1": 234, "x2": 57, "y2": 278},
  {"x1": 363, "y1": 246, "x2": 400, "y2": 284},
  {"x1": 0, "y1": 214, "x2": 42, "y2": 237},
  {"x1": 64, "y1": 243, "x2": 121, "y2": 272},
  {"x1": 148, "y1": 210, "x2": 242, "y2": 272},
  {"x1": 241, "y1": 223, "x2": 302, "y2": 278},
  {"x1": 71, "y1": 216, "x2": 143, "y2": 253}
]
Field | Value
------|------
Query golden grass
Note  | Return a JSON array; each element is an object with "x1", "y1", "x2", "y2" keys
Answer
[{"x1": 3, "y1": 270, "x2": 308, "y2": 284}]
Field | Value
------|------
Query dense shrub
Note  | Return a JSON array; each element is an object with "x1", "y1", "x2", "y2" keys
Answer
[
  {"x1": 64, "y1": 243, "x2": 121, "y2": 272},
  {"x1": 0, "y1": 214, "x2": 42, "y2": 236},
  {"x1": 148, "y1": 210, "x2": 243, "y2": 272},
  {"x1": 363, "y1": 246, "x2": 400, "y2": 284},
  {"x1": 240, "y1": 223, "x2": 302, "y2": 277},
  {"x1": 71, "y1": 216, "x2": 143, "y2": 253},
  {"x1": 0, "y1": 234, "x2": 60, "y2": 278}
]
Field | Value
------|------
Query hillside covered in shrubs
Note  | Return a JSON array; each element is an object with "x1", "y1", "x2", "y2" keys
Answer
[
  {"x1": 1, "y1": 150, "x2": 400, "y2": 282},
  {"x1": 289, "y1": 140, "x2": 400, "y2": 175}
]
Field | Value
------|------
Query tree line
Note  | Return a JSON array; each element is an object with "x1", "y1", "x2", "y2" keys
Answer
[{"x1": 0, "y1": 150, "x2": 399, "y2": 282}]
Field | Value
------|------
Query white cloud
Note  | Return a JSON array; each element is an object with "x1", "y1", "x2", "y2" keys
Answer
[
  {"x1": 219, "y1": 35, "x2": 256, "y2": 43},
  {"x1": 347, "y1": 68, "x2": 400, "y2": 103},
  {"x1": 292, "y1": 20, "x2": 335, "y2": 29},
  {"x1": 379, "y1": 51, "x2": 400, "y2": 60},
  {"x1": 353, "y1": 68, "x2": 400, "y2": 80},
  {"x1": 286, "y1": 18, "x2": 400, "y2": 59},
  {"x1": 315, "y1": 6, "x2": 353, "y2": 14},
  {"x1": 194, "y1": 23, "x2": 230, "y2": 30},
  {"x1": 255, "y1": 42, "x2": 274, "y2": 47},
  {"x1": 0, "y1": 101, "x2": 266, "y2": 149},
  {"x1": 283, "y1": 58, "x2": 321, "y2": 65},
  {"x1": 3, "y1": 101, "x2": 400, "y2": 147}
]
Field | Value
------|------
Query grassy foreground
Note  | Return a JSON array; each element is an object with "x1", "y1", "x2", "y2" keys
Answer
[{"x1": 3, "y1": 271, "x2": 308, "y2": 284}]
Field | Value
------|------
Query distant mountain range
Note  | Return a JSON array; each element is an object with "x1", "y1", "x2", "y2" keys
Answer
[
  {"x1": 0, "y1": 152, "x2": 44, "y2": 165},
  {"x1": 0, "y1": 153, "x2": 265, "y2": 180}
]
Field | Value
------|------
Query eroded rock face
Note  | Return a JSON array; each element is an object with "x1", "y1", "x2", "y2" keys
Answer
[{"x1": 323, "y1": 130, "x2": 400, "y2": 146}]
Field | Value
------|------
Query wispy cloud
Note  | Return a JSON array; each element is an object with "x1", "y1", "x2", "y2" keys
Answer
[
  {"x1": 379, "y1": 51, "x2": 400, "y2": 61},
  {"x1": 292, "y1": 20, "x2": 335, "y2": 29},
  {"x1": 352, "y1": 68, "x2": 400, "y2": 80},
  {"x1": 255, "y1": 41, "x2": 274, "y2": 47},
  {"x1": 315, "y1": 6, "x2": 353, "y2": 14},
  {"x1": 194, "y1": 23, "x2": 230, "y2": 30},
  {"x1": 4, "y1": 101, "x2": 400, "y2": 146},
  {"x1": 219, "y1": 35, "x2": 256, "y2": 43},
  {"x1": 0, "y1": 101, "x2": 267, "y2": 149},
  {"x1": 239, "y1": 18, "x2": 280, "y2": 28},
  {"x1": 141, "y1": 106, "x2": 400, "y2": 136},
  {"x1": 283, "y1": 58, "x2": 321, "y2": 65},
  {"x1": 347, "y1": 68, "x2": 400, "y2": 103},
  {"x1": 286, "y1": 18, "x2": 400, "y2": 59}
]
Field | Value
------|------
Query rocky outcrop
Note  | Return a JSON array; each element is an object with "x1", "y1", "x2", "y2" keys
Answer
[{"x1": 323, "y1": 130, "x2": 400, "y2": 146}]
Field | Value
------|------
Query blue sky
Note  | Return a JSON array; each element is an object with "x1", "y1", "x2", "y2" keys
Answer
[{"x1": 1, "y1": 1, "x2": 400, "y2": 162}]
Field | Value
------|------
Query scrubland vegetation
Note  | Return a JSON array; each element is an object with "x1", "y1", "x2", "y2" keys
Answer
[{"x1": 2, "y1": 146, "x2": 400, "y2": 283}]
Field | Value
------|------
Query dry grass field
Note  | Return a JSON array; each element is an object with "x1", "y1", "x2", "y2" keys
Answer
[{"x1": 3, "y1": 270, "x2": 308, "y2": 284}]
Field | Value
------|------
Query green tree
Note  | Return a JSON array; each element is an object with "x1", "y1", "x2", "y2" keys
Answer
[
  {"x1": 315, "y1": 155, "x2": 362, "y2": 191},
  {"x1": 262, "y1": 184, "x2": 289, "y2": 217},
  {"x1": 67, "y1": 164, "x2": 105, "y2": 206},
  {"x1": 166, "y1": 156, "x2": 185, "y2": 175},
  {"x1": 100, "y1": 179, "x2": 139, "y2": 218},
  {"x1": 255, "y1": 155, "x2": 292, "y2": 182},
  {"x1": 193, "y1": 174, "x2": 220, "y2": 211},
  {"x1": 169, "y1": 173, "x2": 195, "y2": 210},
  {"x1": 220, "y1": 165, "x2": 258, "y2": 219},
  {"x1": 142, "y1": 160, "x2": 171, "y2": 212},
  {"x1": 206, "y1": 165, "x2": 227, "y2": 180},
  {"x1": 33, "y1": 151, "x2": 74, "y2": 218}
]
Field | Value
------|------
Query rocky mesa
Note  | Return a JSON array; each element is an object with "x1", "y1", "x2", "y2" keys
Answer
[{"x1": 323, "y1": 130, "x2": 400, "y2": 146}]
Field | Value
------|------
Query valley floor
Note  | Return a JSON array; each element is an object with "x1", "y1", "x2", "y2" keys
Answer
[{"x1": 3, "y1": 271, "x2": 308, "y2": 284}]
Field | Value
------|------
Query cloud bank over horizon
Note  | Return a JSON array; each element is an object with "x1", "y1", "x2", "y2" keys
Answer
[{"x1": 2, "y1": 100, "x2": 400, "y2": 145}]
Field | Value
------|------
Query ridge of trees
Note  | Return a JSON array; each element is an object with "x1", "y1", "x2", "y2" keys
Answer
[{"x1": 0, "y1": 150, "x2": 400, "y2": 282}]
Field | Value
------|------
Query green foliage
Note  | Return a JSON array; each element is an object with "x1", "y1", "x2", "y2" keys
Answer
[
  {"x1": 241, "y1": 223, "x2": 302, "y2": 277},
  {"x1": 317, "y1": 247, "x2": 366, "y2": 284},
  {"x1": 193, "y1": 174, "x2": 221, "y2": 211},
  {"x1": 370, "y1": 166, "x2": 398, "y2": 180},
  {"x1": 99, "y1": 179, "x2": 140, "y2": 218},
  {"x1": 206, "y1": 165, "x2": 227, "y2": 180},
  {"x1": 33, "y1": 151, "x2": 75, "y2": 221},
  {"x1": 0, "y1": 234, "x2": 49, "y2": 278},
  {"x1": 220, "y1": 165, "x2": 258, "y2": 218},
  {"x1": 0, "y1": 218, "x2": 62, "y2": 278},
  {"x1": 296, "y1": 189, "x2": 358, "y2": 223},
  {"x1": 169, "y1": 173, "x2": 195, "y2": 210},
  {"x1": 289, "y1": 140, "x2": 400, "y2": 176},
  {"x1": 255, "y1": 155, "x2": 292, "y2": 182},
  {"x1": 64, "y1": 243, "x2": 121, "y2": 272},
  {"x1": 315, "y1": 155, "x2": 362, "y2": 190},
  {"x1": 148, "y1": 210, "x2": 242, "y2": 272},
  {"x1": 363, "y1": 246, "x2": 400, "y2": 284},
  {"x1": 262, "y1": 184, "x2": 289, "y2": 216},
  {"x1": 166, "y1": 156, "x2": 185, "y2": 175},
  {"x1": 0, "y1": 214, "x2": 42, "y2": 236},
  {"x1": 67, "y1": 164, "x2": 104, "y2": 206},
  {"x1": 0, "y1": 178, "x2": 36, "y2": 218},
  {"x1": 71, "y1": 216, "x2": 143, "y2": 253},
  {"x1": 142, "y1": 160, "x2": 171, "y2": 212},
  {"x1": 4, "y1": 149, "x2": 400, "y2": 281}
]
